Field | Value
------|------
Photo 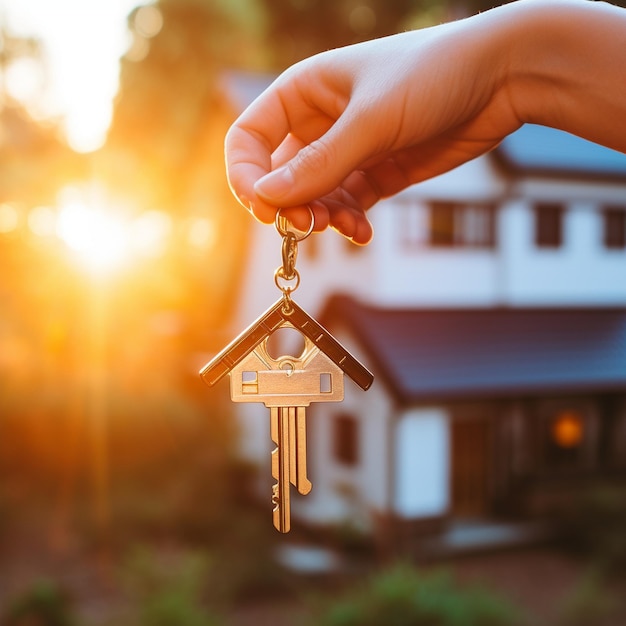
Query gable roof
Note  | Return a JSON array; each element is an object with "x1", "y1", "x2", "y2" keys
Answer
[
  {"x1": 493, "y1": 124, "x2": 626, "y2": 181},
  {"x1": 322, "y1": 295, "x2": 626, "y2": 403},
  {"x1": 200, "y1": 297, "x2": 374, "y2": 390}
]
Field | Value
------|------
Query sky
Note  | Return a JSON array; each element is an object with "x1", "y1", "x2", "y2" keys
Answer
[{"x1": 1, "y1": 0, "x2": 142, "y2": 152}]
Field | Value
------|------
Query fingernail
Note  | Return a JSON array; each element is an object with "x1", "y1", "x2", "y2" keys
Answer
[
  {"x1": 255, "y1": 167, "x2": 294, "y2": 201},
  {"x1": 239, "y1": 195, "x2": 253, "y2": 213}
]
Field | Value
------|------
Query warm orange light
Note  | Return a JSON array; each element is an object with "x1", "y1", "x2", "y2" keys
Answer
[
  {"x1": 552, "y1": 411, "x2": 584, "y2": 448},
  {"x1": 54, "y1": 186, "x2": 173, "y2": 276},
  {"x1": 57, "y1": 200, "x2": 131, "y2": 275},
  {"x1": 28, "y1": 206, "x2": 57, "y2": 237},
  {"x1": 0, "y1": 204, "x2": 20, "y2": 234},
  {"x1": 4, "y1": 1, "x2": 141, "y2": 153}
]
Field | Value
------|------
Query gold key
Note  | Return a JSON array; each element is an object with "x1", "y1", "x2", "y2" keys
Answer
[
  {"x1": 199, "y1": 211, "x2": 373, "y2": 532},
  {"x1": 202, "y1": 300, "x2": 371, "y2": 532},
  {"x1": 271, "y1": 407, "x2": 291, "y2": 532},
  {"x1": 270, "y1": 404, "x2": 310, "y2": 531}
]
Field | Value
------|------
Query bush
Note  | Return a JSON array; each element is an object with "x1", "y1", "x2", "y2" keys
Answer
[
  {"x1": 557, "y1": 568, "x2": 622, "y2": 626},
  {"x1": 116, "y1": 547, "x2": 222, "y2": 626},
  {"x1": 314, "y1": 563, "x2": 522, "y2": 626},
  {"x1": 559, "y1": 483, "x2": 626, "y2": 573},
  {"x1": 1, "y1": 580, "x2": 77, "y2": 626}
]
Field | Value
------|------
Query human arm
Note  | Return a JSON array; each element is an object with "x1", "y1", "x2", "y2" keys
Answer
[{"x1": 225, "y1": 0, "x2": 626, "y2": 244}]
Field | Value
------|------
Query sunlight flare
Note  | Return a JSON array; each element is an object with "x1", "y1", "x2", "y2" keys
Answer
[{"x1": 57, "y1": 200, "x2": 131, "y2": 275}]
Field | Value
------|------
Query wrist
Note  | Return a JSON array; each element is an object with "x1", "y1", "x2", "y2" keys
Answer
[{"x1": 502, "y1": 0, "x2": 626, "y2": 147}]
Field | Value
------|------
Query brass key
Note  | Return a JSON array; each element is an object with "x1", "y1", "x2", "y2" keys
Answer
[
  {"x1": 271, "y1": 407, "x2": 291, "y2": 532},
  {"x1": 200, "y1": 299, "x2": 373, "y2": 532},
  {"x1": 271, "y1": 405, "x2": 311, "y2": 532}
]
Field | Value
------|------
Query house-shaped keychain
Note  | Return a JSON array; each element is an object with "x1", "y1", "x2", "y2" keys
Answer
[
  {"x1": 200, "y1": 297, "x2": 373, "y2": 400},
  {"x1": 200, "y1": 296, "x2": 373, "y2": 532}
]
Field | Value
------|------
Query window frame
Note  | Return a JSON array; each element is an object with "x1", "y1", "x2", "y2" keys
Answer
[
  {"x1": 534, "y1": 202, "x2": 564, "y2": 249},
  {"x1": 333, "y1": 413, "x2": 359, "y2": 467},
  {"x1": 602, "y1": 205, "x2": 626, "y2": 250}
]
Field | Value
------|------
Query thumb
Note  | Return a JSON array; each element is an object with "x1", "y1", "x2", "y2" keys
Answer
[{"x1": 254, "y1": 121, "x2": 365, "y2": 207}]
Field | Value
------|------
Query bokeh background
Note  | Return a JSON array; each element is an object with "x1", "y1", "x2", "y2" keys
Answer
[{"x1": 0, "y1": 1, "x2": 625, "y2": 624}]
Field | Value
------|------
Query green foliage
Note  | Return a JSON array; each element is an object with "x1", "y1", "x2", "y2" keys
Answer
[
  {"x1": 557, "y1": 569, "x2": 622, "y2": 626},
  {"x1": 314, "y1": 563, "x2": 522, "y2": 626},
  {"x1": 204, "y1": 513, "x2": 295, "y2": 606},
  {"x1": 261, "y1": 0, "x2": 415, "y2": 67},
  {"x1": 558, "y1": 483, "x2": 626, "y2": 573},
  {"x1": 1, "y1": 580, "x2": 77, "y2": 626},
  {"x1": 117, "y1": 547, "x2": 222, "y2": 626}
]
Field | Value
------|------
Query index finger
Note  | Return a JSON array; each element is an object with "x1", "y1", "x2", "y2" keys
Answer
[{"x1": 225, "y1": 85, "x2": 293, "y2": 223}]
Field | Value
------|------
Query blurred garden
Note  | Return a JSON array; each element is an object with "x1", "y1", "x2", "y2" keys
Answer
[{"x1": 1, "y1": 0, "x2": 626, "y2": 624}]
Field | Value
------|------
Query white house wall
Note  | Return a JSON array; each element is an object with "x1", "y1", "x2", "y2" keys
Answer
[
  {"x1": 364, "y1": 156, "x2": 506, "y2": 307},
  {"x1": 501, "y1": 180, "x2": 626, "y2": 304},
  {"x1": 373, "y1": 212, "x2": 502, "y2": 306},
  {"x1": 235, "y1": 402, "x2": 269, "y2": 465},
  {"x1": 394, "y1": 407, "x2": 450, "y2": 519},
  {"x1": 292, "y1": 326, "x2": 392, "y2": 531}
]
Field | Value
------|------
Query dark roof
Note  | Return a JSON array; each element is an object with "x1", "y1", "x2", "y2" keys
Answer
[
  {"x1": 323, "y1": 296, "x2": 626, "y2": 403},
  {"x1": 494, "y1": 124, "x2": 626, "y2": 180}
]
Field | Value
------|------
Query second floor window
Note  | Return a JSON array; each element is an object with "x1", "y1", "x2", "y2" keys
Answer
[
  {"x1": 603, "y1": 206, "x2": 626, "y2": 249},
  {"x1": 534, "y1": 202, "x2": 564, "y2": 248},
  {"x1": 427, "y1": 201, "x2": 496, "y2": 248}
]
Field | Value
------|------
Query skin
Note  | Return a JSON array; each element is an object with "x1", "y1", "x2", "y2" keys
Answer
[{"x1": 225, "y1": 0, "x2": 626, "y2": 244}]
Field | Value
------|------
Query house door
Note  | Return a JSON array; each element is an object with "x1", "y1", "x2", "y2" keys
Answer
[{"x1": 451, "y1": 416, "x2": 492, "y2": 518}]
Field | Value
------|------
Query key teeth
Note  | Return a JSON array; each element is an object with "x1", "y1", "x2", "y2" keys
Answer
[{"x1": 272, "y1": 483, "x2": 290, "y2": 533}]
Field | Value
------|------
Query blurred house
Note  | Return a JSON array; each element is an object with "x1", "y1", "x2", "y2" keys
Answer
[{"x1": 217, "y1": 74, "x2": 626, "y2": 543}]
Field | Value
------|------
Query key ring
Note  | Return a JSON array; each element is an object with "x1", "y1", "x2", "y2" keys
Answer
[{"x1": 274, "y1": 206, "x2": 315, "y2": 241}]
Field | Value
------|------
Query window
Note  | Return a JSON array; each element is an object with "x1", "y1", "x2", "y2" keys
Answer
[
  {"x1": 398, "y1": 201, "x2": 427, "y2": 247},
  {"x1": 603, "y1": 206, "x2": 626, "y2": 249},
  {"x1": 530, "y1": 398, "x2": 625, "y2": 475},
  {"x1": 333, "y1": 413, "x2": 359, "y2": 466},
  {"x1": 538, "y1": 405, "x2": 589, "y2": 472},
  {"x1": 430, "y1": 201, "x2": 456, "y2": 246},
  {"x1": 535, "y1": 202, "x2": 564, "y2": 248},
  {"x1": 427, "y1": 201, "x2": 496, "y2": 248}
]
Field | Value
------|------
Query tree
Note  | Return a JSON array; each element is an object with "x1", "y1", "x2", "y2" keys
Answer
[
  {"x1": 0, "y1": 27, "x2": 83, "y2": 206},
  {"x1": 103, "y1": 0, "x2": 267, "y2": 209},
  {"x1": 261, "y1": 0, "x2": 414, "y2": 67}
]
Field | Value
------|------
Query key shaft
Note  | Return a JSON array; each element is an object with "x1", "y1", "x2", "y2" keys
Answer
[
  {"x1": 271, "y1": 407, "x2": 291, "y2": 533},
  {"x1": 271, "y1": 405, "x2": 312, "y2": 532},
  {"x1": 293, "y1": 407, "x2": 312, "y2": 495}
]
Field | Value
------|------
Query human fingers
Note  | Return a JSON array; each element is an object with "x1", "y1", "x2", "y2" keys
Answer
[
  {"x1": 324, "y1": 197, "x2": 373, "y2": 245},
  {"x1": 301, "y1": 175, "x2": 374, "y2": 244},
  {"x1": 253, "y1": 94, "x2": 380, "y2": 211},
  {"x1": 227, "y1": 63, "x2": 347, "y2": 223},
  {"x1": 224, "y1": 87, "x2": 289, "y2": 223}
]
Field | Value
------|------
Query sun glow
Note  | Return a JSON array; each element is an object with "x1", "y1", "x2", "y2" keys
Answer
[
  {"x1": 53, "y1": 185, "x2": 173, "y2": 276},
  {"x1": 57, "y1": 201, "x2": 132, "y2": 275},
  {"x1": 3, "y1": 0, "x2": 141, "y2": 152}
]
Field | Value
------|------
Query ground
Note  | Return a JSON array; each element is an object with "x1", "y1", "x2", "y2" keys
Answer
[
  {"x1": 2, "y1": 528, "x2": 625, "y2": 626},
  {"x1": 228, "y1": 547, "x2": 626, "y2": 626}
]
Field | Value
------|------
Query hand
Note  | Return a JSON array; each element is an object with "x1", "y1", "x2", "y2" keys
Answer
[{"x1": 225, "y1": 0, "x2": 626, "y2": 244}]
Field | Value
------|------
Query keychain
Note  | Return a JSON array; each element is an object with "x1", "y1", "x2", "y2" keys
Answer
[{"x1": 200, "y1": 209, "x2": 373, "y2": 532}]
